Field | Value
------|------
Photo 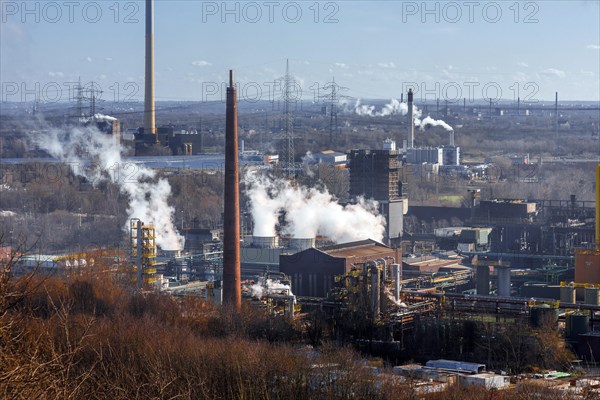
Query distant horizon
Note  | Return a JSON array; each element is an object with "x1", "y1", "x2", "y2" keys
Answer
[{"x1": 3, "y1": 97, "x2": 600, "y2": 106}]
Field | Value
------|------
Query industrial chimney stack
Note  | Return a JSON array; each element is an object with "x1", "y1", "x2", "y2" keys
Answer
[
  {"x1": 222, "y1": 70, "x2": 241, "y2": 311},
  {"x1": 144, "y1": 0, "x2": 157, "y2": 142},
  {"x1": 407, "y1": 89, "x2": 414, "y2": 149}
]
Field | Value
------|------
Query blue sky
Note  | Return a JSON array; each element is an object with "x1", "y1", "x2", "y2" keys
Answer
[{"x1": 1, "y1": 0, "x2": 599, "y2": 104}]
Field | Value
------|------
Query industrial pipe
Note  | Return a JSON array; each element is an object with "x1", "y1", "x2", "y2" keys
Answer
[{"x1": 392, "y1": 264, "x2": 401, "y2": 302}]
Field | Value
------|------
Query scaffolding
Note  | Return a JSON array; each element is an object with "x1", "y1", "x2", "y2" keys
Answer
[{"x1": 130, "y1": 219, "x2": 157, "y2": 288}]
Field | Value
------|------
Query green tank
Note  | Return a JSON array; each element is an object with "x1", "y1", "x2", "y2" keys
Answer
[
  {"x1": 566, "y1": 312, "x2": 589, "y2": 342},
  {"x1": 530, "y1": 304, "x2": 558, "y2": 328}
]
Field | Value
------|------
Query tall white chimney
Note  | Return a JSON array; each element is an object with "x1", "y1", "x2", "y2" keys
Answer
[
  {"x1": 407, "y1": 89, "x2": 414, "y2": 148},
  {"x1": 144, "y1": 0, "x2": 157, "y2": 142}
]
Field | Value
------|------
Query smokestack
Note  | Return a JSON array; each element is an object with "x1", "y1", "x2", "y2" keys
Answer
[
  {"x1": 223, "y1": 70, "x2": 241, "y2": 311},
  {"x1": 596, "y1": 163, "x2": 600, "y2": 250},
  {"x1": 144, "y1": 0, "x2": 157, "y2": 142},
  {"x1": 407, "y1": 89, "x2": 414, "y2": 149}
]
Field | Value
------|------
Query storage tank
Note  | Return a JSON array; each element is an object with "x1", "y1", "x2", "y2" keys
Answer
[
  {"x1": 584, "y1": 287, "x2": 600, "y2": 305},
  {"x1": 252, "y1": 236, "x2": 279, "y2": 249},
  {"x1": 288, "y1": 237, "x2": 315, "y2": 252},
  {"x1": 530, "y1": 304, "x2": 558, "y2": 328},
  {"x1": 497, "y1": 267, "x2": 511, "y2": 297},
  {"x1": 560, "y1": 285, "x2": 576, "y2": 304},
  {"x1": 566, "y1": 312, "x2": 589, "y2": 342}
]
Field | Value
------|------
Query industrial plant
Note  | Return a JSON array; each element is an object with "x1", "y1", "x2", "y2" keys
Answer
[{"x1": 1, "y1": 0, "x2": 599, "y2": 398}]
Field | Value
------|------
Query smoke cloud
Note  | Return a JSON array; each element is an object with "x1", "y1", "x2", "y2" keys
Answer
[
  {"x1": 354, "y1": 98, "x2": 408, "y2": 117},
  {"x1": 353, "y1": 99, "x2": 453, "y2": 131},
  {"x1": 249, "y1": 278, "x2": 295, "y2": 302},
  {"x1": 31, "y1": 121, "x2": 184, "y2": 250},
  {"x1": 415, "y1": 115, "x2": 453, "y2": 131},
  {"x1": 244, "y1": 173, "x2": 386, "y2": 243}
]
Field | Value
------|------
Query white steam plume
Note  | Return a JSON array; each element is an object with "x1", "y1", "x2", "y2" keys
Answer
[
  {"x1": 353, "y1": 98, "x2": 408, "y2": 117},
  {"x1": 302, "y1": 151, "x2": 316, "y2": 178},
  {"x1": 244, "y1": 173, "x2": 386, "y2": 243},
  {"x1": 32, "y1": 123, "x2": 184, "y2": 250},
  {"x1": 352, "y1": 99, "x2": 453, "y2": 131},
  {"x1": 415, "y1": 115, "x2": 453, "y2": 131},
  {"x1": 249, "y1": 278, "x2": 295, "y2": 302}
]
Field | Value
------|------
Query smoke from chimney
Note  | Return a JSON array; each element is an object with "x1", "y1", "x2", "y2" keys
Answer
[{"x1": 30, "y1": 122, "x2": 184, "y2": 251}]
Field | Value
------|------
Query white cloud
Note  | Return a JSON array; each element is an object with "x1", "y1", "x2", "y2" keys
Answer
[
  {"x1": 334, "y1": 62, "x2": 349, "y2": 69},
  {"x1": 587, "y1": 44, "x2": 600, "y2": 50},
  {"x1": 377, "y1": 62, "x2": 396, "y2": 69},
  {"x1": 579, "y1": 69, "x2": 595, "y2": 77},
  {"x1": 192, "y1": 60, "x2": 212, "y2": 67},
  {"x1": 517, "y1": 61, "x2": 529, "y2": 67},
  {"x1": 86, "y1": 56, "x2": 92, "y2": 62},
  {"x1": 105, "y1": 57, "x2": 113, "y2": 61},
  {"x1": 540, "y1": 68, "x2": 566, "y2": 78},
  {"x1": 48, "y1": 71, "x2": 64, "y2": 77}
]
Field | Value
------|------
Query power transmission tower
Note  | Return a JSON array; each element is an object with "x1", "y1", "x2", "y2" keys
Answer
[
  {"x1": 89, "y1": 82, "x2": 97, "y2": 118},
  {"x1": 75, "y1": 78, "x2": 85, "y2": 120},
  {"x1": 71, "y1": 79, "x2": 103, "y2": 123},
  {"x1": 281, "y1": 59, "x2": 295, "y2": 179},
  {"x1": 86, "y1": 82, "x2": 103, "y2": 121},
  {"x1": 319, "y1": 77, "x2": 349, "y2": 144}
]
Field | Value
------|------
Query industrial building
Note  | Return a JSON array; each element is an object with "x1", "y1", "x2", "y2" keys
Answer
[
  {"x1": 347, "y1": 140, "x2": 408, "y2": 246},
  {"x1": 280, "y1": 239, "x2": 399, "y2": 298},
  {"x1": 310, "y1": 150, "x2": 347, "y2": 168},
  {"x1": 135, "y1": 126, "x2": 203, "y2": 156},
  {"x1": 405, "y1": 146, "x2": 460, "y2": 166}
]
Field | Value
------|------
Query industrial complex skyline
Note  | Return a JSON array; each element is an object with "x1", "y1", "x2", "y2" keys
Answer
[{"x1": 1, "y1": 0, "x2": 599, "y2": 102}]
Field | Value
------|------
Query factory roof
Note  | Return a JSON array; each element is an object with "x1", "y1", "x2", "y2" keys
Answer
[
  {"x1": 403, "y1": 255, "x2": 468, "y2": 272},
  {"x1": 425, "y1": 359, "x2": 485, "y2": 374},
  {"x1": 319, "y1": 239, "x2": 393, "y2": 259}
]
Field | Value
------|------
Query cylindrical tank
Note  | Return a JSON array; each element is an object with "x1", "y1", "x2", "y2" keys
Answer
[
  {"x1": 584, "y1": 287, "x2": 600, "y2": 305},
  {"x1": 476, "y1": 265, "x2": 490, "y2": 296},
  {"x1": 288, "y1": 237, "x2": 315, "y2": 251},
  {"x1": 497, "y1": 267, "x2": 511, "y2": 297},
  {"x1": 560, "y1": 285, "x2": 576, "y2": 304},
  {"x1": 530, "y1": 304, "x2": 558, "y2": 328},
  {"x1": 252, "y1": 236, "x2": 279, "y2": 249},
  {"x1": 566, "y1": 312, "x2": 589, "y2": 342}
]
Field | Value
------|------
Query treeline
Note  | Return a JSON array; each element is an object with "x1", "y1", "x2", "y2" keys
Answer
[{"x1": 1, "y1": 254, "x2": 591, "y2": 400}]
